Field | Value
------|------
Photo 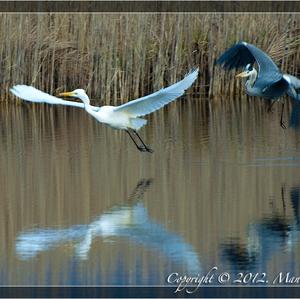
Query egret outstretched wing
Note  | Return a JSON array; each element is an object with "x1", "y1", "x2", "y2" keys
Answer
[
  {"x1": 10, "y1": 85, "x2": 85, "y2": 108},
  {"x1": 114, "y1": 68, "x2": 199, "y2": 117}
]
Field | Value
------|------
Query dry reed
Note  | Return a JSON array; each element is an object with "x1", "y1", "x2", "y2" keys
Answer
[{"x1": 1, "y1": 13, "x2": 300, "y2": 105}]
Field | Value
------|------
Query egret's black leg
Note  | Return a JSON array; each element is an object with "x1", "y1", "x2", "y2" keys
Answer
[
  {"x1": 132, "y1": 130, "x2": 154, "y2": 153},
  {"x1": 267, "y1": 100, "x2": 276, "y2": 113},
  {"x1": 280, "y1": 102, "x2": 287, "y2": 129},
  {"x1": 126, "y1": 130, "x2": 147, "y2": 152}
]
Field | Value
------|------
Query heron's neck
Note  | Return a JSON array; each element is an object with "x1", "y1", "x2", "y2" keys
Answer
[{"x1": 246, "y1": 68, "x2": 258, "y2": 87}]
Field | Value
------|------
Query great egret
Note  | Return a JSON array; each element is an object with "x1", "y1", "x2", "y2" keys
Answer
[
  {"x1": 10, "y1": 69, "x2": 199, "y2": 153},
  {"x1": 216, "y1": 41, "x2": 300, "y2": 128}
]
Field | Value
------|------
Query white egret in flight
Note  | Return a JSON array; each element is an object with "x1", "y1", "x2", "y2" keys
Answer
[{"x1": 10, "y1": 69, "x2": 199, "y2": 153}]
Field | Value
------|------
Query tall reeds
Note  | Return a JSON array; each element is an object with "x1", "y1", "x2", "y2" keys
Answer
[{"x1": 1, "y1": 13, "x2": 300, "y2": 104}]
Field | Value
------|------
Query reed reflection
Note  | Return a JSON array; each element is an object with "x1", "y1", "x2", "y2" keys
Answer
[
  {"x1": 221, "y1": 185, "x2": 300, "y2": 272},
  {"x1": 16, "y1": 179, "x2": 201, "y2": 274}
]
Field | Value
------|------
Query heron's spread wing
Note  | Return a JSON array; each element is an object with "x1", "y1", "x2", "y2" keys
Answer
[
  {"x1": 246, "y1": 43, "x2": 281, "y2": 82},
  {"x1": 216, "y1": 42, "x2": 256, "y2": 69},
  {"x1": 261, "y1": 77, "x2": 290, "y2": 99},
  {"x1": 216, "y1": 41, "x2": 282, "y2": 82},
  {"x1": 10, "y1": 85, "x2": 85, "y2": 108},
  {"x1": 114, "y1": 69, "x2": 199, "y2": 117}
]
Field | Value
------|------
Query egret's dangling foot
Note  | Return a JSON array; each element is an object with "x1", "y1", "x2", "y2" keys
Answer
[
  {"x1": 126, "y1": 130, "x2": 147, "y2": 152},
  {"x1": 132, "y1": 130, "x2": 154, "y2": 153}
]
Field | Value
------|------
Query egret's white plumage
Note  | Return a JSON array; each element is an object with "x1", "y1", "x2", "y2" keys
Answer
[
  {"x1": 114, "y1": 69, "x2": 199, "y2": 117},
  {"x1": 10, "y1": 85, "x2": 99, "y2": 110},
  {"x1": 10, "y1": 68, "x2": 199, "y2": 152}
]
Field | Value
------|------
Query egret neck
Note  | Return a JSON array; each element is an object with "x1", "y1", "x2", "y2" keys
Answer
[
  {"x1": 79, "y1": 95, "x2": 94, "y2": 114},
  {"x1": 58, "y1": 89, "x2": 95, "y2": 115}
]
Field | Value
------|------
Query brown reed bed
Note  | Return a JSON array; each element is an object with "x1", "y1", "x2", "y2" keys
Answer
[{"x1": 1, "y1": 13, "x2": 300, "y2": 105}]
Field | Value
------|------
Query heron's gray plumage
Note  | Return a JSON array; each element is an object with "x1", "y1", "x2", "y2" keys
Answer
[
  {"x1": 216, "y1": 41, "x2": 294, "y2": 100},
  {"x1": 216, "y1": 42, "x2": 256, "y2": 69},
  {"x1": 261, "y1": 78, "x2": 289, "y2": 99},
  {"x1": 245, "y1": 43, "x2": 281, "y2": 83}
]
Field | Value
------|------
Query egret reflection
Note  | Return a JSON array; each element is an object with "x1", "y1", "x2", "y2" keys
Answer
[{"x1": 16, "y1": 179, "x2": 201, "y2": 273}]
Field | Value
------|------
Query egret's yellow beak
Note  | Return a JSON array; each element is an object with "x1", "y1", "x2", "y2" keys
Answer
[
  {"x1": 58, "y1": 91, "x2": 75, "y2": 97},
  {"x1": 236, "y1": 71, "x2": 249, "y2": 78}
]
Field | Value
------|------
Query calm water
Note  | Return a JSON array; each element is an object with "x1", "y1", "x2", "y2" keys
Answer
[{"x1": 1, "y1": 98, "x2": 300, "y2": 285}]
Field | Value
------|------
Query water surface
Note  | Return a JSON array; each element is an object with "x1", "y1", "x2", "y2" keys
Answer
[{"x1": 1, "y1": 98, "x2": 300, "y2": 285}]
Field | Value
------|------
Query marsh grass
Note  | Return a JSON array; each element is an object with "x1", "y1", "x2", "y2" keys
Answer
[{"x1": 1, "y1": 14, "x2": 300, "y2": 104}]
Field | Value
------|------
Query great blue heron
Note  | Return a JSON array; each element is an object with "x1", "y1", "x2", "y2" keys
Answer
[
  {"x1": 10, "y1": 69, "x2": 199, "y2": 153},
  {"x1": 216, "y1": 41, "x2": 300, "y2": 128}
]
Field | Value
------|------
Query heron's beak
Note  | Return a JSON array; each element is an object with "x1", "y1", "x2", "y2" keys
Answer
[
  {"x1": 236, "y1": 71, "x2": 249, "y2": 78},
  {"x1": 58, "y1": 91, "x2": 75, "y2": 97}
]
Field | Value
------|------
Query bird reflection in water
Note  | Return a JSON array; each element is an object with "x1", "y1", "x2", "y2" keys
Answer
[
  {"x1": 221, "y1": 186, "x2": 300, "y2": 272},
  {"x1": 289, "y1": 100, "x2": 300, "y2": 130},
  {"x1": 16, "y1": 179, "x2": 201, "y2": 274}
]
